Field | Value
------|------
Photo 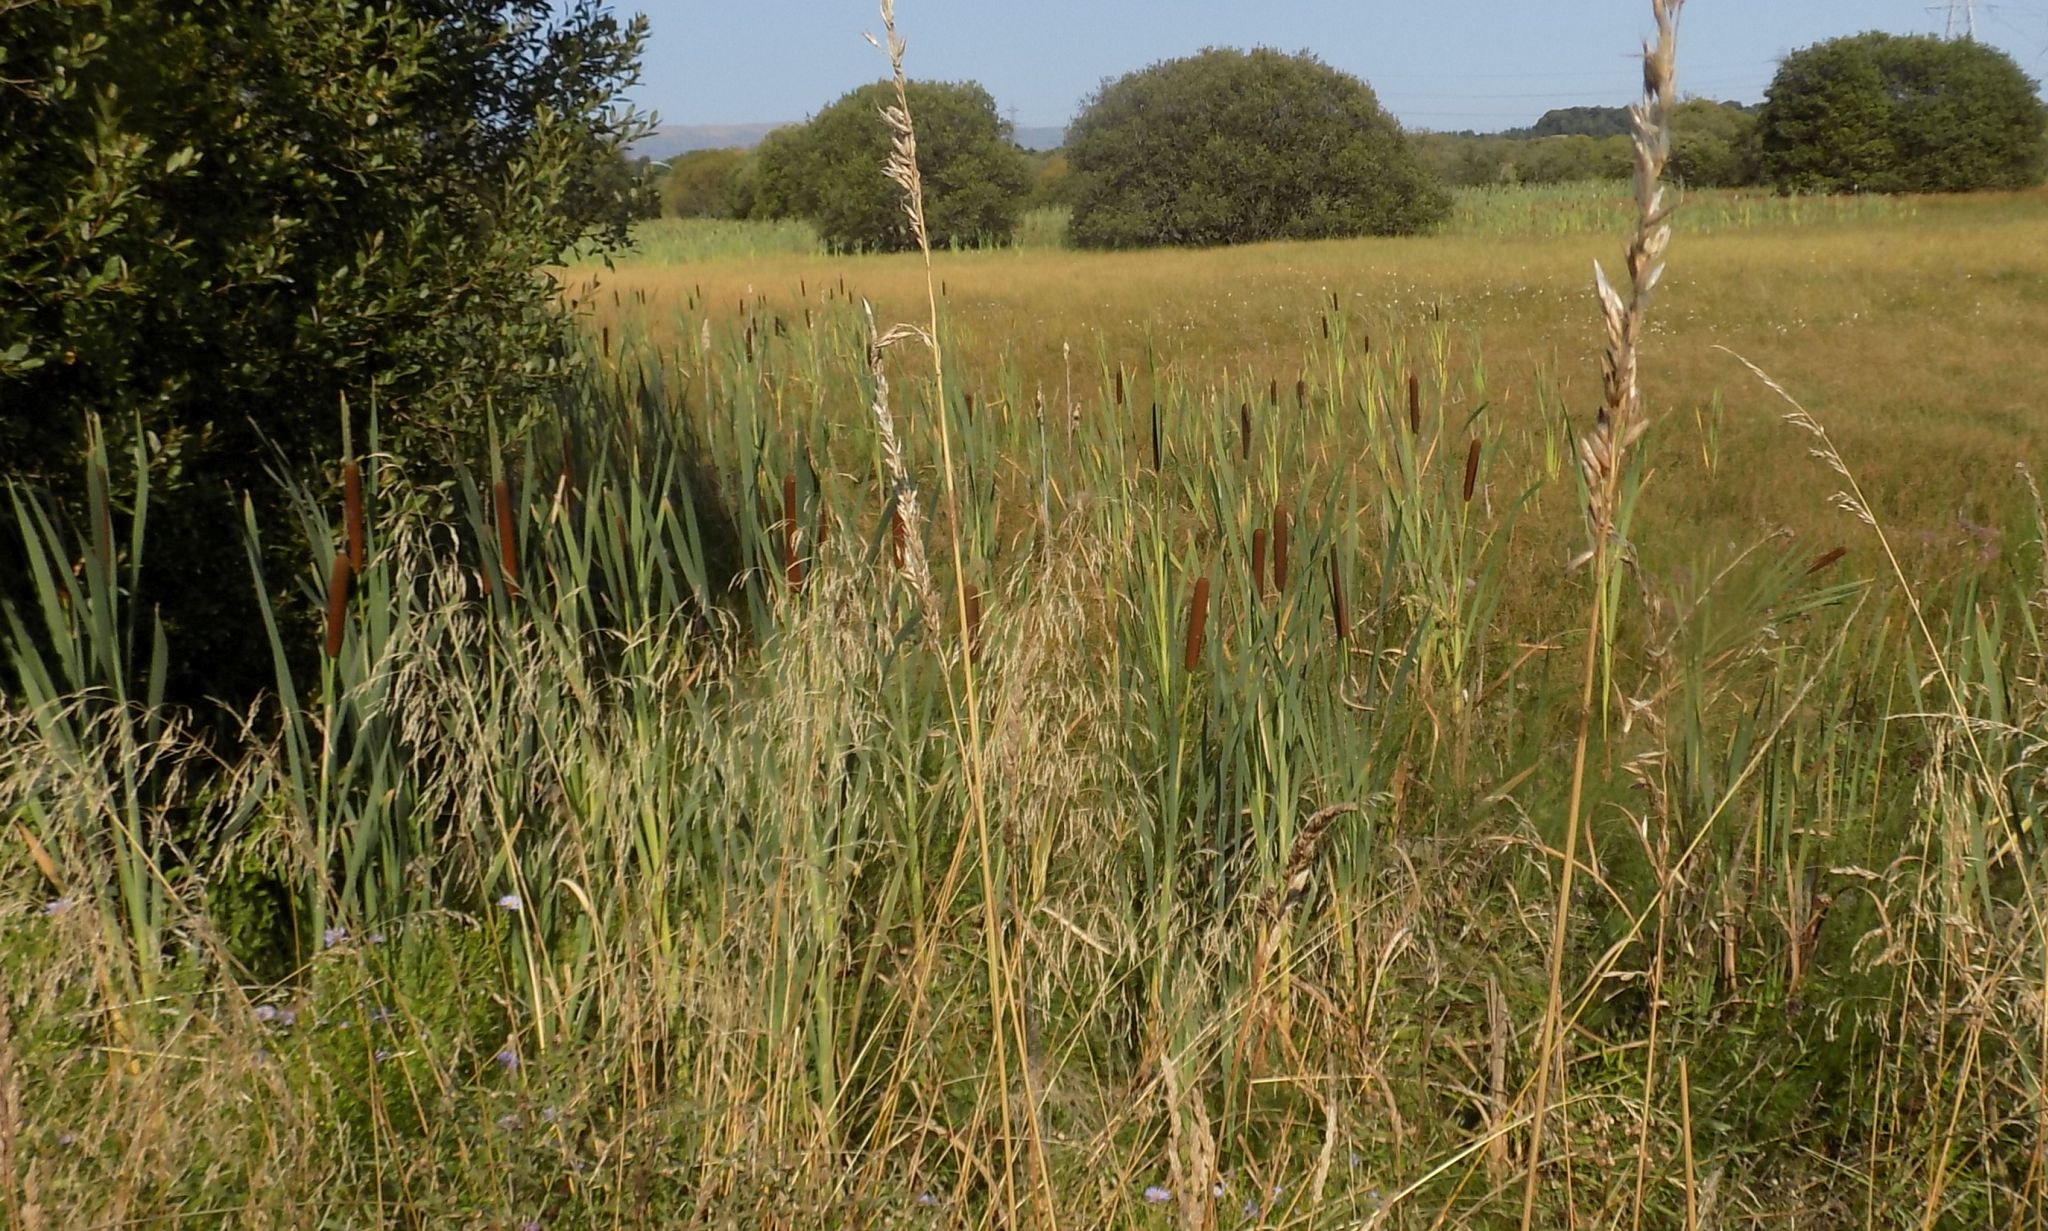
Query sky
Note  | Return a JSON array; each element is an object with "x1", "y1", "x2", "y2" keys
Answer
[{"x1": 634, "y1": 0, "x2": 2048, "y2": 134}]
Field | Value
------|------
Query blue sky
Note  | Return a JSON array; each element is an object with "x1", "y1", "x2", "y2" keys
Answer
[{"x1": 633, "y1": 0, "x2": 2048, "y2": 133}]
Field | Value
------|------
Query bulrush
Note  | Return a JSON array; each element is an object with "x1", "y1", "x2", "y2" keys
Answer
[
  {"x1": 1806, "y1": 546, "x2": 1847, "y2": 575},
  {"x1": 1113, "y1": 368, "x2": 1125, "y2": 407},
  {"x1": 493, "y1": 478, "x2": 520, "y2": 599},
  {"x1": 1251, "y1": 528, "x2": 1269, "y2": 601},
  {"x1": 1184, "y1": 576, "x2": 1210, "y2": 672},
  {"x1": 1408, "y1": 373, "x2": 1421, "y2": 434},
  {"x1": 964, "y1": 391, "x2": 975, "y2": 421},
  {"x1": 1328, "y1": 556, "x2": 1349, "y2": 644},
  {"x1": 1268, "y1": 376, "x2": 1278, "y2": 407},
  {"x1": 342, "y1": 460, "x2": 365, "y2": 572},
  {"x1": 323, "y1": 552, "x2": 351, "y2": 657},
  {"x1": 782, "y1": 471, "x2": 802, "y2": 587},
  {"x1": 1295, "y1": 378, "x2": 1308, "y2": 408},
  {"x1": 602, "y1": 325, "x2": 610, "y2": 357},
  {"x1": 1150, "y1": 402, "x2": 1162, "y2": 471},
  {"x1": 1464, "y1": 440, "x2": 1482, "y2": 503},
  {"x1": 1273, "y1": 508, "x2": 1290, "y2": 592},
  {"x1": 1239, "y1": 402, "x2": 1252, "y2": 462}
]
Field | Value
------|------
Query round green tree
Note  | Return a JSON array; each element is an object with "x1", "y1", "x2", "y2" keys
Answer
[
  {"x1": 1065, "y1": 48, "x2": 1449, "y2": 249},
  {"x1": 1757, "y1": 33, "x2": 2048, "y2": 193},
  {"x1": 752, "y1": 80, "x2": 1029, "y2": 251},
  {"x1": 663, "y1": 147, "x2": 748, "y2": 218}
]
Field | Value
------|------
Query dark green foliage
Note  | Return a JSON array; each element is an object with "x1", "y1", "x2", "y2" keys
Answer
[
  {"x1": 1520, "y1": 105, "x2": 1632, "y2": 139},
  {"x1": 1757, "y1": 33, "x2": 2048, "y2": 193},
  {"x1": 1417, "y1": 100, "x2": 1757, "y2": 188},
  {"x1": 0, "y1": 0, "x2": 648, "y2": 707},
  {"x1": 1065, "y1": 48, "x2": 1449, "y2": 248},
  {"x1": 1669, "y1": 99, "x2": 1760, "y2": 187},
  {"x1": 745, "y1": 80, "x2": 1029, "y2": 252},
  {"x1": 662, "y1": 147, "x2": 748, "y2": 218}
]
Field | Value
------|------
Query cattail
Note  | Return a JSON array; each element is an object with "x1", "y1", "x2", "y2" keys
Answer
[
  {"x1": 1463, "y1": 440, "x2": 1481, "y2": 503},
  {"x1": 1407, "y1": 373, "x2": 1421, "y2": 434},
  {"x1": 1184, "y1": 576, "x2": 1210, "y2": 672},
  {"x1": 1149, "y1": 402, "x2": 1161, "y2": 471},
  {"x1": 1268, "y1": 377, "x2": 1278, "y2": 407},
  {"x1": 612, "y1": 288, "x2": 619, "y2": 308},
  {"x1": 964, "y1": 584, "x2": 983, "y2": 662},
  {"x1": 494, "y1": 478, "x2": 519, "y2": 599},
  {"x1": 342, "y1": 460, "x2": 364, "y2": 572},
  {"x1": 738, "y1": 297, "x2": 745, "y2": 317},
  {"x1": 1251, "y1": 528, "x2": 1268, "y2": 601},
  {"x1": 323, "y1": 553, "x2": 351, "y2": 658},
  {"x1": 942, "y1": 279, "x2": 948, "y2": 297},
  {"x1": 1274, "y1": 508, "x2": 1290, "y2": 592},
  {"x1": 964, "y1": 391, "x2": 975, "y2": 420},
  {"x1": 1320, "y1": 314, "x2": 1329, "y2": 340},
  {"x1": 744, "y1": 324, "x2": 754, "y2": 364},
  {"x1": 601, "y1": 325, "x2": 610, "y2": 357},
  {"x1": 800, "y1": 277, "x2": 807, "y2": 298},
  {"x1": 1329, "y1": 555, "x2": 1349, "y2": 644},
  {"x1": 1806, "y1": 546, "x2": 1847, "y2": 576},
  {"x1": 804, "y1": 307, "x2": 812, "y2": 330},
  {"x1": 1295, "y1": 378, "x2": 1308, "y2": 409},
  {"x1": 1239, "y1": 401, "x2": 1251, "y2": 462},
  {"x1": 1113, "y1": 369, "x2": 1125, "y2": 407},
  {"x1": 782, "y1": 471, "x2": 801, "y2": 587}
]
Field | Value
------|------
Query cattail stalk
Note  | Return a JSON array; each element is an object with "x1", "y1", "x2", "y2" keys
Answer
[
  {"x1": 1184, "y1": 576, "x2": 1210, "y2": 672},
  {"x1": 493, "y1": 478, "x2": 519, "y2": 600},
  {"x1": 342, "y1": 460, "x2": 364, "y2": 572},
  {"x1": 323, "y1": 553, "x2": 351, "y2": 657}
]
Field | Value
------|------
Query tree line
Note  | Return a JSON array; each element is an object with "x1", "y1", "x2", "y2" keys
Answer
[{"x1": 666, "y1": 33, "x2": 2046, "y2": 250}]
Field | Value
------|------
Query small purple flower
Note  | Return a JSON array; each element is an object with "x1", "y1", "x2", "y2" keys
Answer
[
  {"x1": 42, "y1": 897, "x2": 74, "y2": 917},
  {"x1": 366, "y1": 1004, "x2": 395, "y2": 1026},
  {"x1": 519, "y1": 1221, "x2": 542, "y2": 1231},
  {"x1": 497, "y1": 893, "x2": 523, "y2": 913},
  {"x1": 493, "y1": 1047, "x2": 519, "y2": 1071},
  {"x1": 915, "y1": 1192, "x2": 938, "y2": 1207},
  {"x1": 57, "y1": 1132, "x2": 77, "y2": 1148},
  {"x1": 496, "y1": 1112, "x2": 522, "y2": 1132},
  {"x1": 1143, "y1": 1185, "x2": 1171, "y2": 1204},
  {"x1": 322, "y1": 926, "x2": 348, "y2": 948},
  {"x1": 253, "y1": 1003, "x2": 295, "y2": 1026}
]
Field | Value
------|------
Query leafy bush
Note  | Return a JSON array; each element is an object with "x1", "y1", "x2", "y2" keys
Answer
[
  {"x1": 1065, "y1": 47, "x2": 1449, "y2": 248},
  {"x1": 0, "y1": 0, "x2": 647, "y2": 706},
  {"x1": 745, "y1": 80, "x2": 1029, "y2": 251},
  {"x1": 663, "y1": 147, "x2": 748, "y2": 218},
  {"x1": 1757, "y1": 33, "x2": 2048, "y2": 193}
]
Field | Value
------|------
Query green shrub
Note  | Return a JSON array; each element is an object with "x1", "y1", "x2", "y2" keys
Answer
[{"x1": 1065, "y1": 47, "x2": 1449, "y2": 248}]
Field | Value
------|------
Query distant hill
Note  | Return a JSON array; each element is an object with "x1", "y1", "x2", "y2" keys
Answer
[{"x1": 635, "y1": 121, "x2": 1067, "y2": 161}]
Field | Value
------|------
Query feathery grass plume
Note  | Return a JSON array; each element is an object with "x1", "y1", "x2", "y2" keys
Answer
[
  {"x1": 1239, "y1": 401, "x2": 1252, "y2": 462},
  {"x1": 1525, "y1": 5, "x2": 1684, "y2": 1229},
  {"x1": 1274, "y1": 508, "x2": 1290, "y2": 592},
  {"x1": 493, "y1": 478, "x2": 520, "y2": 599},
  {"x1": 323, "y1": 553, "x2": 351, "y2": 658},
  {"x1": 342, "y1": 460, "x2": 365, "y2": 572},
  {"x1": 1463, "y1": 440, "x2": 1482, "y2": 503},
  {"x1": 1260, "y1": 803, "x2": 1360, "y2": 919},
  {"x1": 1328, "y1": 555, "x2": 1349, "y2": 644},
  {"x1": 1407, "y1": 373, "x2": 1421, "y2": 434},
  {"x1": 1184, "y1": 576, "x2": 1210, "y2": 672},
  {"x1": 1251, "y1": 528, "x2": 1268, "y2": 601},
  {"x1": 862, "y1": 302, "x2": 941, "y2": 632},
  {"x1": 782, "y1": 471, "x2": 801, "y2": 588}
]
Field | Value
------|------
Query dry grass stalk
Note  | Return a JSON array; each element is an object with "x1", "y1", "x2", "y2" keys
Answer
[
  {"x1": 782, "y1": 471, "x2": 801, "y2": 588},
  {"x1": 1525, "y1": 5, "x2": 1684, "y2": 1229},
  {"x1": 1328, "y1": 555, "x2": 1349, "y2": 644}
]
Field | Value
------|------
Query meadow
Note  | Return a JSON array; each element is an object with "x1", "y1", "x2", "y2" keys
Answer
[{"x1": 6, "y1": 163, "x2": 2048, "y2": 1231}]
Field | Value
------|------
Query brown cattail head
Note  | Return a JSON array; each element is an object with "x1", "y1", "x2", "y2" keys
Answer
[
  {"x1": 1407, "y1": 374, "x2": 1421, "y2": 434},
  {"x1": 1268, "y1": 377, "x2": 1278, "y2": 407},
  {"x1": 800, "y1": 277, "x2": 807, "y2": 298},
  {"x1": 342, "y1": 460, "x2": 365, "y2": 573},
  {"x1": 1806, "y1": 546, "x2": 1847, "y2": 576},
  {"x1": 1295, "y1": 378, "x2": 1308, "y2": 409},
  {"x1": 1114, "y1": 369, "x2": 1125, "y2": 407},
  {"x1": 804, "y1": 307, "x2": 812, "y2": 330},
  {"x1": 323, "y1": 553, "x2": 352, "y2": 658},
  {"x1": 1329, "y1": 555, "x2": 1349, "y2": 644},
  {"x1": 1251, "y1": 528, "x2": 1269, "y2": 600},
  {"x1": 1149, "y1": 403, "x2": 1161, "y2": 471},
  {"x1": 601, "y1": 325, "x2": 610, "y2": 357},
  {"x1": 1184, "y1": 576, "x2": 1210, "y2": 672},
  {"x1": 1239, "y1": 402, "x2": 1252, "y2": 462},
  {"x1": 744, "y1": 324, "x2": 754, "y2": 364},
  {"x1": 964, "y1": 584, "x2": 983, "y2": 662},
  {"x1": 493, "y1": 478, "x2": 519, "y2": 599},
  {"x1": 1463, "y1": 440, "x2": 1481, "y2": 503},
  {"x1": 1274, "y1": 509, "x2": 1290, "y2": 592},
  {"x1": 782, "y1": 471, "x2": 801, "y2": 587},
  {"x1": 964, "y1": 391, "x2": 975, "y2": 420},
  {"x1": 1320, "y1": 314, "x2": 1330, "y2": 340}
]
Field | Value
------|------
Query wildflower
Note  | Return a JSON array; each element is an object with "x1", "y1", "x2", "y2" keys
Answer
[
  {"x1": 367, "y1": 931, "x2": 386, "y2": 945},
  {"x1": 322, "y1": 927, "x2": 348, "y2": 948},
  {"x1": 497, "y1": 893, "x2": 523, "y2": 913},
  {"x1": 374, "y1": 1049, "x2": 394, "y2": 1063},
  {"x1": 494, "y1": 1047, "x2": 519, "y2": 1071},
  {"x1": 915, "y1": 1192, "x2": 938, "y2": 1208},
  {"x1": 496, "y1": 1112, "x2": 522, "y2": 1132},
  {"x1": 42, "y1": 897, "x2": 73, "y2": 917},
  {"x1": 519, "y1": 1221, "x2": 543, "y2": 1231},
  {"x1": 366, "y1": 1004, "x2": 395, "y2": 1025},
  {"x1": 253, "y1": 1003, "x2": 296, "y2": 1026},
  {"x1": 1143, "y1": 1185, "x2": 1171, "y2": 1204}
]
